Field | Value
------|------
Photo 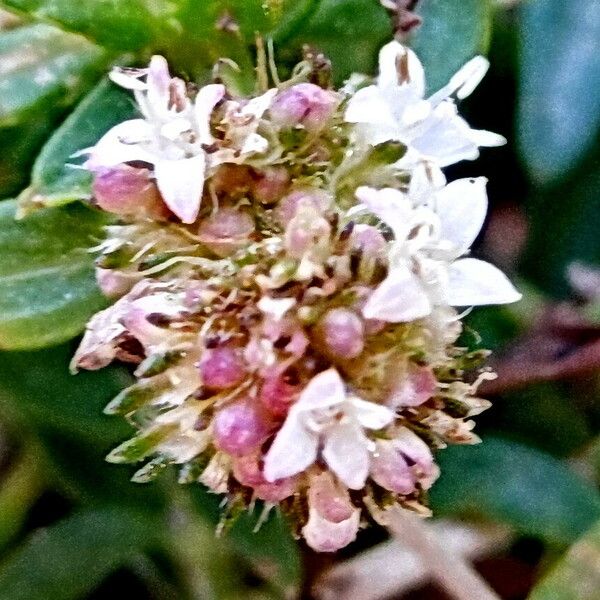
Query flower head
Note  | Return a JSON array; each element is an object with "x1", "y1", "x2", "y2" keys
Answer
[{"x1": 72, "y1": 41, "x2": 520, "y2": 552}]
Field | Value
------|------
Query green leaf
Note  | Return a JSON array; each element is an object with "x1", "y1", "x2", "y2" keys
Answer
[
  {"x1": 0, "y1": 115, "x2": 56, "y2": 199},
  {"x1": 517, "y1": 0, "x2": 600, "y2": 184},
  {"x1": 0, "y1": 23, "x2": 110, "y2": 125},
  {"x1": 278, "y1": 0, "x2": 392, "y2": 84},
  {"x1": 0, "y1": 507, "x2": 159, "y2": 600},
  {"x1": 0, "y1": 200, "x2": 109, "y2": 349},
  {"x1": 521, "y1": 150, "x2": 600, "y2": 297},
  {"x1": 0, "y1": 0, "x2": 179, "y2": 52},
  {"x1": 0, "y1": 345, "x2": 130, "y2": 444},
  {"x1": 18, "y1": 79, "x2": 138, "y2": 213},
  {"x1": 528, "y1": 519, "x2": 600, "y2": 600},
  {"x1": 411, "y1": 0, "x2": 493, "y2": 93},
  {"x1": 430, "y1": 436, "x2": 600, "y2": 547}
]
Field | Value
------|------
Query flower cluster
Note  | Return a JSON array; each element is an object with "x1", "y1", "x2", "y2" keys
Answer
[{"x1": 73, "y1": 41, "x2": 520, "y2": 552}]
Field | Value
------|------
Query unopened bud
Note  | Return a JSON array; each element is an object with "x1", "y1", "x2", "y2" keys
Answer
[
  {"x1": 213, "y1": 400, "x2": 270, "y2": 456},
  {"x1": 270, "y1": 83, "x2": 339, "y2": 131},
  {"x1": 93, "y1": 166, "x2": 168, "y2": 219},
  {"x1": 198, "y1": 346, "x2": 246, "y2": 390},
  {"x1": 316, "y1": 308, "x2": 364, "y2": 359},
  {"x1": 251, "y1": 166, "x2": 290, "y2": 204},
  {"x1": 197, "y1": 207, "x2": 254, "y2": 257}
]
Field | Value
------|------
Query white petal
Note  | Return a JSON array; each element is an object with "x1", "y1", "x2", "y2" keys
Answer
[
  {"x1": 344, "y1": 85, "x2": 398, "y2": 129},
  {"x1": 355, "y1": 186, "x2": 413, "y2": 241},
  {"x1": 323, "y1": 422, "x2": 370, "y2": 489},
  {"x1": 194, "y1": 83, "x2": 225, "y2": 145},
  {"x1": 436, "y1": 177, "x2": 488, "y2": 253},
  {"x1": 348, "y1": 396, "x2": 394, "y2": 430},
  {"x1": 377, "y1": 41, "x2": 425, "y2": 99},
  {"x1": 295, "y1": 368, "x2": 346, "y2": 412},
  {"x1": 242, "y1": 88, "x2": 277, "y2": 119},
  {"x1": 470, "y1": 128, "x2": 507, "y2": 147},
  {"x1": 154, "y1": 154, "x2": 205, "y2": 223},
  {"x1": 109, "y1": 68, "x2": 147, "y2": 91},
  {"x1": 146, "y1": 55, "x2": 171, "y2": 115},
  {"x1": 85, "y1": 120, "x2": 156, "y2": 169},
  {"x1": 263, "y1": 415, "x2": 319, "y2": 481},
  {"x1": 257, "y1": 296, "x2": 295, "y2": 321},
  {"x1": 428, "y1": 56, "x2": 489, "y2": 105},
  {"x1": 447, "y1": 258, "x2": 522, "y2": 306},
  {"x1": 362, "y1": 265, "x2": 431, "y2": 322},
  {"x1": 241, "y1": 132, "x2": 269, "y2": 155}
]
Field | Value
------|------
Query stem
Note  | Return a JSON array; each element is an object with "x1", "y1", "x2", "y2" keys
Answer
[{"x1": 385, "y1": 507, "x2": 501, "y2": 600}]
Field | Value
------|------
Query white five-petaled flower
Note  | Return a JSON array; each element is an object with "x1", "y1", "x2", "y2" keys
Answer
[
  {"x1": 263, "y1": 368, "x2": 394, "y2": 489},
  {"x1": 345, "y1": 41, "x2": 506, "y2": 168},
  {"x1": 83, "y1": 56, "x2": 276, "y2": 223},
  {"x1": 357, "y1": 178, "x2": 521, "y2": 323}
]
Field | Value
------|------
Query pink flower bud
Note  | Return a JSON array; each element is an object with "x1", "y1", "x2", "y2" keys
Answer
[
  {"x1": 213, "y1": 401, "x2": 271, "y2": 456},
  {"x1": 198, "y1": 346, "x2": 246, "y2": 390},
  {"x1": 316, "y1": 308, "x2": 364, "y2": 359},
  {"x1": 232, "y1": 453, "x2": 297, "y2": 502},
  {"x1": 274, "y1": 187, "x2": 331, "y2": 224},
  {"x1": 350, "y1": 224, "x2": 387, "y2": 257},
  {"x1": 302, "y1": 472, "x2": 360, "y2": 552},
  {"x1": 95, "y1": 267, "x2": 134, "y2": 299},
  {"x1": 251, "y1": 167, "x2": 290, "y2": 204},
  {"x1": 93, "y1": 166, "x2": 168, "y2": 219},
  {"x1": 270, "y1": 83, "x2": 339, "y2": 131},
  {"x1": 258, "y1": 373, "x2": 299, "y2": 418},
  {"x1": 197, "y1": 207, "x2": 254, "y2": 257}
]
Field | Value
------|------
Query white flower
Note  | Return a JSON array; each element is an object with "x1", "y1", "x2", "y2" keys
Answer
[
  {"x1": 345, "y1": 41, "x2": 506, "y2": 167},
  {"x1": 357, "y1": 179, "x2": 521, "y2": 322},
  {"x1": 84, "y1": 56, "x2": 223, "y2": 223},
  {"x1": 263, "y1": 369, "x2": 394, "y2": 489},
  {"x1": 84, "y1": 56, "x2": 276, "y2": 223}
]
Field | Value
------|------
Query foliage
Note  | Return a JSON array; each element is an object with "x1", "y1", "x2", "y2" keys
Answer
[{"x1": 0, "y1": 0, "x2": 597, "y2": 597}]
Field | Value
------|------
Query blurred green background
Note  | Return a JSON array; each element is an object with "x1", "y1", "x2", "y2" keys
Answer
[{"x1": 0, "y1": 1, "x2": 598, "y2": 598}]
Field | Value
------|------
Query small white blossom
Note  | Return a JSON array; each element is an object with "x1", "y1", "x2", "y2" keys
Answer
[
  {"x1": 357, "y1": 179, "x2": 521, "y2": 323},
  {"x1": 345, "y1": 41, "x2": 506, "y2": 167},
  {"x1": 264, "y1": 369, "x2": 394, "y2": 489}
]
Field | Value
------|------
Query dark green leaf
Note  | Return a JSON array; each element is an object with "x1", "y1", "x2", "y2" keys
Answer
[
  {"x1": 0, "y1": 23, "x2": 109, "y2": 125},
  {"x1": 411, "y1": 0, "x2": 492, "y2": 93},
  {"x1": 517, "y1": 0, "x2": 600, "y2": 184},
  {"x1": 0, "y1": 0, "x2": 179, "y2": 52},
  {"x1": 18, "y1": 79, "x2": 137, "y2": 213},
  {"x1": 278, "y1": 0, "x2": 392, "y2": 84},
  {"x1": 430, "y1": 436, "x2": 600, "y2": 546},
  {"x1": 521, "y1": 150, "x2": 600, "y2": 297},
  {"x1": 528, "y1": 519, "x2": 600, "y2": 600},
  {"x1": 0, "y1": 200, "x2": 109, "y2": 349},
  {"x1": 0, "y1": 507, "x2": 159, "y2": 600}
]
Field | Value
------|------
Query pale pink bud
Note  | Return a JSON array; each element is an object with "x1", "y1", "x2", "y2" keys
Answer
[
  {"x1": 275, "y1": 187, "x2": 331, "y2": 224},
  {"x1": 95, "y1": 267, "x2": 134, "y2": 299},
  {"x1": 232, "y1": 453, "x2": 297, "y2": 502},
  {"x1": 93, "y1": 166, "x2": 168, "y2": 219},
  {"x1": 388, "y1": 363, "x2": 437, "y2": 408},
  {"x1": 350, "y1": 224, "x2": 387, "y2": 257},
  {"x1": 251, "y1": 167, "x2": 290, "y2": 204},
  {"x1": 197, "y1": 207, "x2": 255, "y2": 257},
  {"x1": 258, "y1": 373, "x2": 299, "y2": 418},
  {"x1": 302, "y1": 472, "x2": 360, "y2": 552},
  {"x1": 317, "y1": 308, "x2": 364, "y2": 359},
  {"x1": 270, "y1": 83, "x2": 339, "y2": 131},
  {"x1": 213, "y1": 401, "x2": 271, "y2": 456},
  {"x1": 198, "y1": 346, "x2": 246, "y2": 390}
]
